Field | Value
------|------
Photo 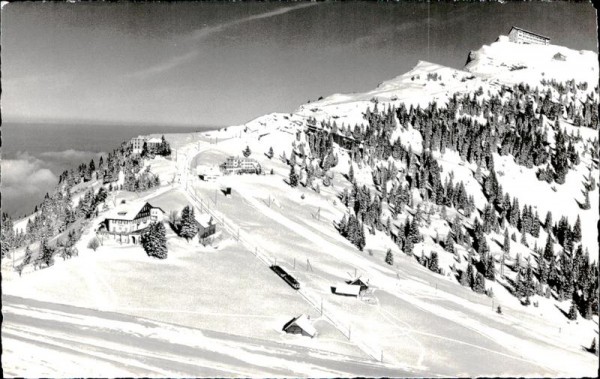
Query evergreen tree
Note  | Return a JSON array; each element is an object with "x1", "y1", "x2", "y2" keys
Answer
[
  {"x1": 141, "y1": 222, "x2": 168, "y2": 259},
  {"x1": 544, "y1": 210, "x2": 553, "y2": 231},
  {"x1": 38, "y1": 238, "x2": 54, "y2": 267},
  {"x1": 179, "y1": 205, "x2": 198, "y2": 241},
  {"x1": 459, "y1": 267, "x2": 470, "y2": 286},
  {"x1": 524, "y1": 260, "x2": 535, "y2": 300},
  {"x1": 404, "y1": 237, "x2": 414, "y2": 256},
  {"x1": 348, "y1": 163, "x2": 354, "y2": 183},
  {"x1": 1, "y1": 213, "x2": 15, "y2": 258},
  {"x1": 385, "y1": 249, "x2": 394, "y2": 266},
  {"x1": 568, "y1": 301, "x2": 578, "y2": 320},
  {"x1": 243, "y1": 145, "x2": 252, "y2": 158},
  {"x1": 160, "y1": 135, "x2": 171, "y2": 156},
  {"x1": 538, "y1": 255, "x2": 548, "y2": 284},
  {"x1": 267, "y1": 146, "x2": 274, "y2": 159},
  {"x1": 466, "y1": 262, "x2": 475, "y2": 288},
  {"x1": 485, "y1": 254, "x2": 495, "y2": 281},
  {"x1": 502, "y1": 228, "x2": 510, "y2": 256},
  {"x1": 544, "y1": 234, "x2": 554, "y2": 261},
  {"x1": 572, "y1": 215, "x2": 582, "y2": 242},
  {"x1": 289, "y1": 166, "x2": 299, "y2": 187},
  {"x1": 428, "y1": 251, "x2": 439, "y2": 273},
  {"x1": 591, "y1": 337, "x2": 597, "y2": 355},
  {"x1": 520, "y1": 231, "x2": 528, "y2": 247},
  {"x1": 473, "y1": 272, "x2": 486, "y2": 294},
  {"x1": 444, "y1": 233, "x2": 455, "y2": 255},
  {"x1": 88, "y1": 159, "x2": 96, "y2": 178}
]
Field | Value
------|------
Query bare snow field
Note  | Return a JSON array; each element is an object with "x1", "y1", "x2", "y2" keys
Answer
[{"x1": 2, "y1": 295, "x2": 405, "y2": 378}]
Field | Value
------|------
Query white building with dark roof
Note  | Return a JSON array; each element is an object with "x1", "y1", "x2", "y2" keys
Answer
[
  {"x1": 508, "y1": 27, "x2": 550, "y2": 46},
  {"x1": 103, "y1": 200, "x2": 164, "y2": 238}
]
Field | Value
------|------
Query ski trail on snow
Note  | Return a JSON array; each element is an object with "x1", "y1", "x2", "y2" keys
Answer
[{"x1": 226, "y1": 182, "x2": 563, "y2": 375}]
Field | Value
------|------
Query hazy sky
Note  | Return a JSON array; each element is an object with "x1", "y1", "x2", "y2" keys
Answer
[{"x1": 2, "y1": 1, "x2": 597, "y2": 128}]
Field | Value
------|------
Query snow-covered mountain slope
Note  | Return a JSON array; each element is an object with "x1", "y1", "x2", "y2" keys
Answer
[
  {"x1": 465, "y1": 35, "x2": 598, "y2": 89},
  {"x1": 3, "y1": 36, "x2": 599, "y2": 377},
  {"x1": 296, "y1": 61, "x2": 484, "y2": 129}
]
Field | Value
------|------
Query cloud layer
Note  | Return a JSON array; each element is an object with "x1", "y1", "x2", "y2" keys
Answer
[
  {"x1": 2, "y1": 153, "x2": 58, "y2": 217},
  {"x1": 1, "y1": 150, "x2": 105, "y2": 218}
]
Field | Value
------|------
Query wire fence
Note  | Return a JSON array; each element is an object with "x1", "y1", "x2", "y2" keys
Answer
[{"x1": 187, "y1": 186, "x2": 383, "y2": 362}]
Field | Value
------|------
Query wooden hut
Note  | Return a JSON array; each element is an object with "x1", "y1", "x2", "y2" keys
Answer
[{"x1": 282, "y1": 314, "x2": 317, "y2": 338}]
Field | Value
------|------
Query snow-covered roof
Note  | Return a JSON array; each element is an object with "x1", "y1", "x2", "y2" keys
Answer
[
  {"x1": 283, "y1": 314, "x2": 317, "y2": 337},
  {"x1": 334, "y1": 283, "x2": 361, "y2": 296},
  {"x1": 147, "y1": 137, "x2": 162, "y2": 144},
  {"x1": 349, "y1": 277, "x2": 369, "y2": 288},
  {"x1": 194, "y1": 213, "x2": 214, "y2": 228},
  {"x1": 105, "y1": 201, "x2": 158, "y2": 221},
  {"x1": 196, "y1": 165, "x2": 221, "y2": 175}
]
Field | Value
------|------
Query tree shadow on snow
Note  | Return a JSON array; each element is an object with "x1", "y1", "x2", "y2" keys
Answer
[{"x1": 554, "y1": 304, "x2": 570, "y2": 319}]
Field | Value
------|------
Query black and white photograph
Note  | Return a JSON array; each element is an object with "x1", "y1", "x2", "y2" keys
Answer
[{"x1": 1, "y1": 1, "x2": 599, "y2": 377}]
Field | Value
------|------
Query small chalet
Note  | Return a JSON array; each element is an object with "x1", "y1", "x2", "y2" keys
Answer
[
  {"x1": 194, "y1": 212, "x2": 217, "y2": 239},
  {"x1": 508, "y1": 27, "x2": 550, "y2": 46},
  {"x1": 103, "y1": 200, "x2": 164, "y2": 243},
  {"x1": 333, "y1": 283, "x2": 361, "y2": 297},
  {"x1": 282, "y1": 314, "x2": 317, "y2": 338},
  {"x1": 348, "y1": 277, "x2": 369, "y2": 292}
]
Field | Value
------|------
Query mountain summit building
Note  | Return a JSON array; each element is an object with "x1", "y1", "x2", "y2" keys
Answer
[{"x1": 508, "y1": 27, "x2": 550, "y2": 45}]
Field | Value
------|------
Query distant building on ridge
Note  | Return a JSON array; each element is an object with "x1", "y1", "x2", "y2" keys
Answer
[
  {"x1": 508, "y1": 27, "x2": 550, "y2": 46},
  {"x1": 221, "y1": 156, "x2": 261, "y2": 174},
  {"x1": 131, "y1": 136, "x2": 163, "y2": 154}
]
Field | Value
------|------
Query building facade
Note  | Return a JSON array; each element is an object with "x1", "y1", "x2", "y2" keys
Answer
[
  {"x1": 508, "y1": 27, "x2": 550, "y2": 45},
  {"x1": 131, "y1": 136, "x2": 146, "y2": 154},
  {"x1": 195, "y1": 213, "x2": 217, "y2": 239},
  {"x1": 104, "y1": 201, "x2": 164, "y2": 236},
  {"x1": 222, "y1": 156, "x2": 261, "y2": 174},
  {"x1": 131, "y1": 136, "x2": 163, "y2": 154}
]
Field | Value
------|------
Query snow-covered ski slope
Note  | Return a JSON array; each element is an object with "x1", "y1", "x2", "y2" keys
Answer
[{"x1": 2, "y1": 295, "x2": 405, "y2": 378}]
